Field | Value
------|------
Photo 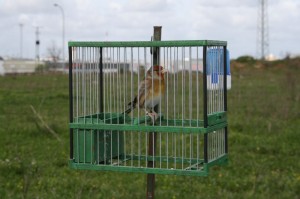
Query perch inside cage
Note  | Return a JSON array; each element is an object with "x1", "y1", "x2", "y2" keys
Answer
[{"x1": 68, "y1": 39, "x2": 229, "y2": 176}]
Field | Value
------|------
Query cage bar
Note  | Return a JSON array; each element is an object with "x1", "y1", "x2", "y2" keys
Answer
[{"x1": 68, "y1": 40, "x2": 228, "y2": 176}]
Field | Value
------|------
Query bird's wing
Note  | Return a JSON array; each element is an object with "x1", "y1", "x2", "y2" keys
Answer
[{"x1": 137, "y1": 79, "x2": 153, "y2": 108}]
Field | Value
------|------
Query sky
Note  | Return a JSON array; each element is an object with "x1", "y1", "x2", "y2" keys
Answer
[{"x1": 0, "y1": 0, "x2": 299, "y2": 60}]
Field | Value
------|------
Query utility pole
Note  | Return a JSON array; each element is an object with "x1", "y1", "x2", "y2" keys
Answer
[
  {"x1": 257, "y1": 0, "x2": 269, "y2": 60},
  {"x1": 54, "y1": 3, "x2": 65, "y2": 62},
  {"x1": 35, "y1": 26, "x2": 41, "y2": 62},
  {"x1": 19, "y1": 23, "x2": 23, "y2": 59}
]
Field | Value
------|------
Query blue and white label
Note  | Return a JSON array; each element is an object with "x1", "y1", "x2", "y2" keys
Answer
[{"x1": 207, "y1": 48, "x2": 231, "y2": 90}]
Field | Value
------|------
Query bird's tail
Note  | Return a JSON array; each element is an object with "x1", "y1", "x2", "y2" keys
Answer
[{"x1": 122, "y1": 97, "x2": 137, "y2": 114}]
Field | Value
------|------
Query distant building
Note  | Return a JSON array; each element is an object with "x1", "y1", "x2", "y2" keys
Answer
[
  {"x1": 0, "y1": 57, "x2": 4, "y2": 76},
  {"x1": 167, "y1": 58, "x2": 204, "y2": 73},
  {"x1": 265, "y1": 54, "x2": 278, "y2": 61},
  {"x1": 0, "y1": 59, "x2": 40, "y2": 75}
]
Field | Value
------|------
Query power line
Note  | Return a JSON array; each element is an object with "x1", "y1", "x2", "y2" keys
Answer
[{"x1": 19, "y1": 23, "x2": 23, "y2": 59}]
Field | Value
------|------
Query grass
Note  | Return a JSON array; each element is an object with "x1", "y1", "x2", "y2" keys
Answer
[{"x1": 0, "y1": 58, "x2": 300, "y2": 198}]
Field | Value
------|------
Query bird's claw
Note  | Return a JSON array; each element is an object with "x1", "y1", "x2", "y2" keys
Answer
[{"x1": 146, "y1": 111, "x2": 158, "y2": 123}]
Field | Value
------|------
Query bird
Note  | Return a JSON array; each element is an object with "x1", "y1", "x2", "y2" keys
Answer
[{"x1": 123, "y1": 65, "x2": 166, "y2": 121}]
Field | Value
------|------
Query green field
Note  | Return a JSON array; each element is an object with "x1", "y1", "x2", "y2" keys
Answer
[{"x1": 0, "y1": 59, "x2": 299, "y2": 199}]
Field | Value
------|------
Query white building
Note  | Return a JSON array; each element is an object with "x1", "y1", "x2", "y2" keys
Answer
[
  {"x1": 166, "y1": 58, "x2": 204, "y2": 73},
  {"x1": 0, "y1": 59, "x2": 40, "y2": 75},
  {"x1": 0, "y1": 58, "x2": 4, "y2": 76}
]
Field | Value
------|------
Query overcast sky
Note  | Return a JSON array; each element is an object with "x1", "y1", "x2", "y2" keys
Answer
[{"x1": 0, "y1": 0, "x2": 299, "y2": 59}]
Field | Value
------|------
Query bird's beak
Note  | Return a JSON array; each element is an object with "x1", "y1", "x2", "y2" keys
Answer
[{"x1": 161, "y1": 68, "x2": 167, "y2": 74}]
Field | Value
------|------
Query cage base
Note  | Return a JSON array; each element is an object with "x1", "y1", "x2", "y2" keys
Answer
[
  {"x1": 70, "y1": 112, "x2": 228, "y2": 176},
  {"x1": 69, "y1": 154, "x2": 228, "y2": 177}
]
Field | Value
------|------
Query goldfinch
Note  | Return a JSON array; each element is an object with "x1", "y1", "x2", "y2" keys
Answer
[{"x1": 124, "y1": 65, "x2": 166, "y2": 121}]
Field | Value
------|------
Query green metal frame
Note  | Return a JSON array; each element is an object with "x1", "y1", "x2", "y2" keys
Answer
[
  {"x1": 69, "y1": 112, "x2": 228, "y2": 176},
  {"x1": 69, "y1": 154, "x2": 228, "y2": 177},
  {"x1": 68, "y1": 40, "x2": 227, "y2": 48},
  {"x1": 69, "y1": 112, "x2": 227, "y2": 134}
]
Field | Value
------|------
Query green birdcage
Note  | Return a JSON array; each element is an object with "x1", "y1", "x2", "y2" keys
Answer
[{"x1": 68, "y1": 34, "x2": 229, "y2": 177}]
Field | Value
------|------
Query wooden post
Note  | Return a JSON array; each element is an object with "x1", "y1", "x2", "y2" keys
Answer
[{"x1": 146, "y1": 26, "x2": 161, "y2": 199}]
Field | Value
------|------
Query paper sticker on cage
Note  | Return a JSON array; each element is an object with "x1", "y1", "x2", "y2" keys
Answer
[{"x1": 207, "y1": 48, "x2": 231, "y2": 90}]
